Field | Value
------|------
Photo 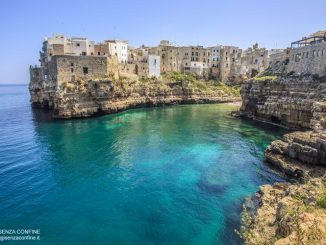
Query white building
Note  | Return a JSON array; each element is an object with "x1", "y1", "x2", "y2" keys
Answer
[
  {"x1": 148, "y1": 55, "x2": 160, "y2": 77},
  {"x1": 69, "y1": 37, "x2": 94, "y2": 56},
  {"x1": 209, "y1": 45, "x2": 222, "y2": 68},
  {"x1": 105, "y1": 40, "x2": 128, "y2": 64}
]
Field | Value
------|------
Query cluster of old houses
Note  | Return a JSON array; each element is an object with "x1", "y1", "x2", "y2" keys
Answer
[{"x1": 30, "y1": 31, "x2": 326, "y2": 87}]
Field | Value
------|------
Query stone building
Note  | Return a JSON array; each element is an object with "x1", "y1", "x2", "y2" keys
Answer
[
  {"x1": 136, "y1": 55, "x2": 161, "y2": 78},
  {"x1": 157, "y1": 41, "x2": 182, "y2": 73},
  {"x1": 47, "y1": 56, "x2": 108, "y2": 86},
  {"x1": 105, "y1": 40, "x2": 128, "y2": 64},
  {"x1": 267, "y1": 31, "x2": 326, "y2": 75},
  {"x1": 32, "y1": 33, "x2": 294, "y2": 89},
  {"x1": 240, "y1": 43, "x2": 269, "y2": 78},
  {"x1": 219, "y1": 46, "x2": 243, "y2": 82},
  {"x1": 286, "y1": 32, "x2": 326, "y2": 75}
]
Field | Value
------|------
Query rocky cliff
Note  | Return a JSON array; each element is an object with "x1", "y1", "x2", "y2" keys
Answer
[
  {"x1": 238, "y1": 72, "x2": 326, "y2": 243},
  {"x1": 239, "y1": 175, "x2": 326, "y2": 245},
  {"x1": 239, "y1": 74, "x2": 326, "y2": 174},
  {"x1": 30, "y1": 75, "x2": 240, "y2": 119}
]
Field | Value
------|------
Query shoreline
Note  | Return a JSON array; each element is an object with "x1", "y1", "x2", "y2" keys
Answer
[{"x1": 32, "y1": 97, "x2": 242, "y2": 120}]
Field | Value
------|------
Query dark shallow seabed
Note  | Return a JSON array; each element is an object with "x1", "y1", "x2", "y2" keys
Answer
[{"x1": 0, "y1": 85, "x2": 286, "y2": 244}]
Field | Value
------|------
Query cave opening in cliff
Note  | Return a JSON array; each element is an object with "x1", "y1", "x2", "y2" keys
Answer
[{"x1": 271, "y1": 116, "x2": 281, "y2": 124}]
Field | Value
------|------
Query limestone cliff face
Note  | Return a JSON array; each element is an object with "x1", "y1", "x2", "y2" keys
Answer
[
  {"x1": 30, "y1": 79, "x2": 240, "y2": 119},
  {"x1": 239, "y1": 74, "x2": 326, "y2": 174},
  {"x1": 240, "y1": 75, "x2": 326, "y2": 130},
  {"x1": 239, "y1": 73, "x2": 326, "y2": 244}
]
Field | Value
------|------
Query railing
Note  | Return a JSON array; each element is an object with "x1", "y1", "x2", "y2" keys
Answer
[{"x1": 291, "y1": 33, "x2": 326, "y2": 48}]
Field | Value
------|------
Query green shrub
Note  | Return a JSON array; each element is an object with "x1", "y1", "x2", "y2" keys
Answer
[{"x1": 316, "y1": 191, "x2": 326, "y2": 209}]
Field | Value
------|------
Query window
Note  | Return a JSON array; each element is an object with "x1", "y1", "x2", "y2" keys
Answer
[
  {"x1": 76, "y1": 43, "x2": 80, "y2": 47},
  {"x1": 226, "y1": 64, "x2": 228, "y2": 68},
  {"x1": 91, "y1": 52, "x2": 93, "y2": 55},
  {"x1": 71, "y1": 62, "x2": 74, "y2": 66},
  {"x1": 185, "y1": 63, "x2": 188, "y2": 66},
  {"x1": 295, "y1": 53, "x2": 301, "y2": 62},
  {"x1": 213, "y1": 58, "x2": 215, "y2": 61},
  {"x1": 82, "y1": 52, "x2": 86, "y2": 56},
  {"x1": 71, "y1": 68, "x2": 74, "y2": 73},
  {"x1": 98, "y1": 52, "x2": 100, "y2": 55},
  {"x1": 306, "y1": 52, "x2": 309, "y2": 58},
  {"x1": 232, "y1": 58, "x2": 235, "y2": 62},
  {"x1": 313, "y1": 51, "x2": 316, "y2": 57},
  {"x1": 322, "y1": 50, "x2": 325, "y2": 56},
  {"x1": 83, "y1": 67, "x2": 88, "y2": 74}
]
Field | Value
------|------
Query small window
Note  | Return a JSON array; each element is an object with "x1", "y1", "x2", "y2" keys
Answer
[
  {"x1": 71, "y1": 68, "x2": 74, "y2": 73},
  {"x1": 313, "y1": 51, "x2": 316, "y2": 57},
  {"x1": 83, "y1": 67, "x2": 88, "y2": 74},
  {"x1": 82, "y1": 52, "x2": 86, "y2": 56},
  {"x1": 306, "y1": 52, "x2": 309, "y2": 58},
  {"x1": 91, "y1": 52, "x2": 93, "y2": 55},
  {"x1": 76, "y1": 43, "x2": 80, "y2": 47},
  {"x1": 322, "y1": 50, "x2": 325, "y2": 56},
  {"x1": 98, "y1": 52, "x2": 100, "y2": 55},
  {"x1": 71, "y1": 62, "x2": 74, "y2": 66}
]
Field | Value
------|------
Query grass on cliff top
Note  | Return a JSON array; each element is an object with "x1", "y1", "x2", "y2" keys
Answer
[
  {"x1": 162, "y1": 72, "x2": 240, "y2": 96},
  {"x1": 253, "y1": 75, "x2": 278, "y2": 81}
]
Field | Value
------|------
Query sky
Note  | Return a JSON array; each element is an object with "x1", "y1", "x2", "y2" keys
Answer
[{"x1": 0, "y1": 0, "x2": 325, "y2": 84}]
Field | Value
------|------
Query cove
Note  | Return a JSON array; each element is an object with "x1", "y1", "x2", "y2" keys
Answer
[{"x1": 0, "y1": 85, "x2": 286, "y2": 244}]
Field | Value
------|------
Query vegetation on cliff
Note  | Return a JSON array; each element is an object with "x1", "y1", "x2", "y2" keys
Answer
[
  {"x1": 237, "y1": 176, "x2": 326, "y2": 245},
  {"x1": 60, "y1": 72, "x2": 240, "y2": 97}
]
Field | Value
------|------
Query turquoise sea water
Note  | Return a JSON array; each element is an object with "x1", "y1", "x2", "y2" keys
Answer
[{"x1": 0, "y1": 85, "x2": 286, "y2": 244}]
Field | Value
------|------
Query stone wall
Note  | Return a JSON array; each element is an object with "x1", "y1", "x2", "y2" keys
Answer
[
  {"x1": 286, "y1": 41, "x2": 326, "y2": 75},
  {"x1": 50, "y1": 56, "x2": 108, "y2": 85}
]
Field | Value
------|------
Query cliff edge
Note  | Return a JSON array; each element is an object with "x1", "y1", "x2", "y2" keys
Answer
[{"x1": 29, "y1": 73, "x2": 240, "y2": 119}]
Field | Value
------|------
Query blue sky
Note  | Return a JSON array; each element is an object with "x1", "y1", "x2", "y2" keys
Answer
[{"x1": 0, "y1": 0, "x2": 325, "y2": 84}]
